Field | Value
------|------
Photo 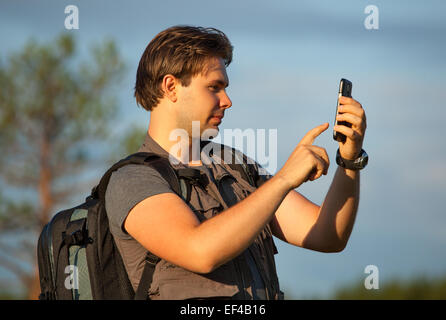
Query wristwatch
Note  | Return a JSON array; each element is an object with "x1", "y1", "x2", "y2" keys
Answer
[{"x1": 336, "y1": 148, "x2": 369, "y2": 170}]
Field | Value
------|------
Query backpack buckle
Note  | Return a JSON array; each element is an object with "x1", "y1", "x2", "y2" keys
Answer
[
  {"x1": 145, "y1": 253, "x2": 160, "y2": 266},
  {"x1": 191, "y1": 174, "x2": 209, "y2": 187},
  {"x1": 177, "y1": 168, "x2": 209, "y2": 188},
  {"x1": 62, "y1": 229, "x2": 90, "y2": 246}
]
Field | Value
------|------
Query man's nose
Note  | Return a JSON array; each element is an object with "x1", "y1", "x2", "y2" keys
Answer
[{"x1": 220, "y1": 90, "x2": 232, "y2": 109}]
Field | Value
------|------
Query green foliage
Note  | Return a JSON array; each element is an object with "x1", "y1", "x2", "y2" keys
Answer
[
  {"x1": 0, "y1": 32, "x2": 125, "y2": 216},
  {"x1": 0, "y1": 32, "x2": 126, "y2": 297},
  {"x1": 107, "y1": 126, "x2": 147, "y2": 165},
  {"x1": 0, "y1": 192, "x2": 36, "y2": 231},
  {"x1": 121, "y1": 127, "x2": 148, "y2": 155},
  {"x1": 332, "y1": 274, "x2": 446, "y2": 300}
]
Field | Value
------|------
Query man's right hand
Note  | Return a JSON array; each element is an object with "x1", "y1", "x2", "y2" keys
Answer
[
  {"x1": 276, "y1": 123, "x2": 330, "y2": 190},
  {"x1": 125, "y1": 123, "x2": 330, "y2": 275}
]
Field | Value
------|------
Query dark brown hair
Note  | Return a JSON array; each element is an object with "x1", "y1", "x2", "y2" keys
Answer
[{"x1": 134, "y1": 25, "x2": 233, "y2": 111}]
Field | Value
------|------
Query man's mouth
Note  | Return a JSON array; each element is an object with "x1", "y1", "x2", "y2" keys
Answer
[
  {"x1": 211, "y1": 114, "x2": 224, "y2": 120},
  {"x1": 209, "y1": 113, "x2": 223, "y2": 123},
  {"x1": 210, "y1": 117, "x2": 222, "y2": 125}
]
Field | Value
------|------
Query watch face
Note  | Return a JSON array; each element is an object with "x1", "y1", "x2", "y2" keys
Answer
[
  {"x1": 361, "y1": 154, "x2": 369, "y2": 167},
  {"x1": 336, "y1": 149, "x2": 368, "y2": 169},
  {"x1": 357, "y1": 151, "x2": 368, "y2": 168}
]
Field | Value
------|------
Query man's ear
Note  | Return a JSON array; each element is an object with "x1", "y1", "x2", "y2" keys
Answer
[{"x1": 161, "y1": 74, "x2": 178, "y2": 102}]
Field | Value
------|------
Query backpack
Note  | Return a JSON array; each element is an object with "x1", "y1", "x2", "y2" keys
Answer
[{"x1": 37, "y1": 145, "x2": 262, "y2": 300}]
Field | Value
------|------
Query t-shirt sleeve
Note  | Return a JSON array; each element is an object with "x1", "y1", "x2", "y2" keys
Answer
[{"x1": 105, "y1": 164, "x2": 175, "y2": 240}]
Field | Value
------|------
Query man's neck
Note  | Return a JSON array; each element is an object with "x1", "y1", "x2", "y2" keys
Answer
[{"x1": 148, "y1": 120, "x2": 203, "y2": 167}]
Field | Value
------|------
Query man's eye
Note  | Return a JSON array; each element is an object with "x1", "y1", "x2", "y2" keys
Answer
[{"x1": 209, "y1": 85, "x2": 219, "y2": 91}]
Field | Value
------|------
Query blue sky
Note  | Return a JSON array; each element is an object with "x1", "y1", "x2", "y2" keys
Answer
[{"x1": 1, "y1": 0, "x2": 445, "y2": 298}]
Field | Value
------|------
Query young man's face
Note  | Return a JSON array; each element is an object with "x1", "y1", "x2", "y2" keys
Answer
[{"x1": 175, "y1": 56, "x2": 232, "y2": 139}]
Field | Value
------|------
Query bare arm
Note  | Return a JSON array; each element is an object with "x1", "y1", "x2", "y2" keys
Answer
[
  {"x1": 307, "y1": 166, "x2": 359, "y2": 251},
  {"x1": 124, "y1": 174, "x2": 291, "y2": 274},
  {"x1": 271, "y1": 166, "x2": 359, "y2": 252},
  {"x1": 271, "y1": 96, "x2": 366, "y2": 252},
  {"x1": 124, "y1": 123, "x2": 334, "y2": 274}
]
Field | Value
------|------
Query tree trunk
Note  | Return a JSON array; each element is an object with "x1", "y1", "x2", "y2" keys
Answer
[
  {"x1": 27, "y1": 265, "x2": 41, "y2": 300},
  {"x1": 27, "y1": 133, "x2": 53, "y2": 299},
  {"x1": 38, "y1": 134, "x2": 53, "y2": 227}
]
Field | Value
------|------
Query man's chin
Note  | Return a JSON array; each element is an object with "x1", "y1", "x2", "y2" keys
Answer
[{"x1": 202, "y1": 126, "x2": 220, "y2": 140}]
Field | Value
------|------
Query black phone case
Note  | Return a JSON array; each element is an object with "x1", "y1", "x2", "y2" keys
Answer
[{"x1": 333, "y1": 78, "x2": 352, "y2": 143}]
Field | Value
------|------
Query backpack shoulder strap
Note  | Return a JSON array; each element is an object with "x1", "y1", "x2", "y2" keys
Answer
[
  {"x1": 134, "y1": 252, "x2": 160, "y2": 300},
  {"x1": 93, "y1": 152, "x2": 182, "y2": 201},
  {"x1": 91, "y1": 152, "x2": 194, "y2": 300},
  {"x1": 212, "y1": 142, "x2": 261, "y2": 188},
  {"x1": 229, "y1": 146, "x2": 267, "y2": 188}
]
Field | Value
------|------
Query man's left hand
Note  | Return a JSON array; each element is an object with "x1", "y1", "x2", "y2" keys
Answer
[{"x1": 334, "y1": 96, "x2": 367, "y2": 160}]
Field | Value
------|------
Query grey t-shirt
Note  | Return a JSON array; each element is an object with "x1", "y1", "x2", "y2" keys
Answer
[
  {"x1": 106, "y1": 164, "x2": 174, "y2": 240},
  {"x1": 105, "y1": 164, "x2": 175, "y2": 292},
  {"x1": 105, "y1": 134, "x2": 271, "y2": 299}
]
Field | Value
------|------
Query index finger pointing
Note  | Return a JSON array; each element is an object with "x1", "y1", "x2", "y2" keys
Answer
[{"x1": 298, "y1": 123, "x2": 329, "y2": 146}]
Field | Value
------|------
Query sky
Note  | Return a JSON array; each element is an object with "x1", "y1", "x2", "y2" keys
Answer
[{"x1": 1, "y1": 0, "x2": 445, "y2": 299}]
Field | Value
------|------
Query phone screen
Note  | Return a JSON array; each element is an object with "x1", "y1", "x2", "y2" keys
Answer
[{"x1": 333, "y1": 78, "x2": 352, "y2": 143}]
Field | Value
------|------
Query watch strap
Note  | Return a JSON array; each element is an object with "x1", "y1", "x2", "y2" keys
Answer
[{"x1": 336, "y1": 148, "x2": 368, "y2": 170}]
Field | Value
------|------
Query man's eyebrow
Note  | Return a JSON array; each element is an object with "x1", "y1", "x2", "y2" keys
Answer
[{"x1": 209, "y1": 79, "x2": 229, "y2": 88}]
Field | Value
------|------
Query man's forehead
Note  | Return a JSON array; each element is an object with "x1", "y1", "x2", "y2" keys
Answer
[
  {"x1": 202, "y1": 58, "x2": 229, "y2": 83},
  {"x1": 202, "y1": 57, "x2": 225, "y2": 73}
]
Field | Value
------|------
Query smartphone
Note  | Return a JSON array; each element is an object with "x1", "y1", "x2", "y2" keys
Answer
[{"x1": 333, "y1": 78, "x2": 352, "y2": 143}]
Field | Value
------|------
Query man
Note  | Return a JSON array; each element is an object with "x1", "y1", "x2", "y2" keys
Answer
[{"x1": 105, "y1": 25, "x2": 367, "y2": 300}]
